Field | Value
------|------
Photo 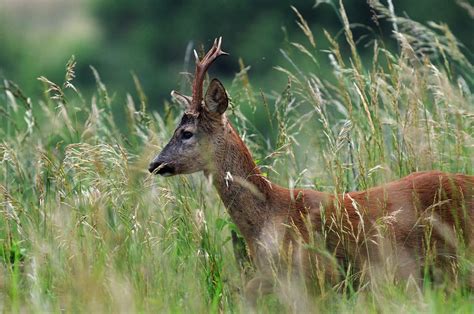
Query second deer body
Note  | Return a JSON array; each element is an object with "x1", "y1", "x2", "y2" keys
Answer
[{"x1": 149, "y1": 38, "x2": 474, "y2": 304}]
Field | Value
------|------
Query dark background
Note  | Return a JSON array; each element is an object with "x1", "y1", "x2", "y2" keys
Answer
[{"x1": 0, "y1": 0, "x2": 472, "y2": 109}]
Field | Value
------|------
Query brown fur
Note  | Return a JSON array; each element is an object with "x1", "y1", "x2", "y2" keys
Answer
[
  {"x1": 150, "y1": 104, "x2": 473, "y2": 301},
  {"x1": 204, "y1": 118, "x2": 474, "y2": 297},
  {"x1": 149, "y1": 48, "x2": 474, "y2": 304}
]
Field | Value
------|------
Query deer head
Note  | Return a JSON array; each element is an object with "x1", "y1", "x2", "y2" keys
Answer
[{"x1": 148, "y1": 38, "x2": 229, "y2": 176}]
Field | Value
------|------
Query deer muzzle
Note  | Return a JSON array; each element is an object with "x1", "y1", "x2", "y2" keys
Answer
[{"x1": 148, "y1": 160, "x2": 175, "y2": 176}]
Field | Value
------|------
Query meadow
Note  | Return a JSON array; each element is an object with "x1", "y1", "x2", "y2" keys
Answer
[{"x1": 0, "y1": 2, "x2": 473, "y2": 312}]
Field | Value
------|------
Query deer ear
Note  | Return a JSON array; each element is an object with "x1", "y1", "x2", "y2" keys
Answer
[
  {"x1": 171, "y1": 90, "x2": 192, "y2": 109},
  {"x1": 205, "y1": 79, "x2": 228, "y2": 114}
]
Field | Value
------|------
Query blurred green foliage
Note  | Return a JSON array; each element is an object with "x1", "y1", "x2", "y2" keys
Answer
[{"x1": 0, "y1": 0, "x2": 472, "y2": 110}]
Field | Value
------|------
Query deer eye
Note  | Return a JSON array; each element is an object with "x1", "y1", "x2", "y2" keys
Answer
[{"x1": 182, "y1": 131, "x2": 193, "y2": 140}]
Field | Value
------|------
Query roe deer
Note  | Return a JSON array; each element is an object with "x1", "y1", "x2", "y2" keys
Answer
[{"x1": 148, "y1": 38, "x2": 474, "y2": 305}]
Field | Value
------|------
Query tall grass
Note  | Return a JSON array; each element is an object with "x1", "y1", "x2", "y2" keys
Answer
[{"x1": 0, "y1": 2, "x2": 473, "y2": 312}]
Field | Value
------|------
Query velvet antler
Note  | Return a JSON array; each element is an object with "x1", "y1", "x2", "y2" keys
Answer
[{"x1": 190, "y1": 37, "x2": 228, "y2": 111}]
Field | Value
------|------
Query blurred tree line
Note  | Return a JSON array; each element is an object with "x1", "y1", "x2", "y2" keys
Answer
[{"x1": 0, "y1": 0, "x2": 472, "y2": 109}]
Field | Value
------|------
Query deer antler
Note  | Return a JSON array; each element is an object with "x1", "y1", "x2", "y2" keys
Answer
[{"x1": 191, "y1": 37, "x2": 228, "y2": 111}]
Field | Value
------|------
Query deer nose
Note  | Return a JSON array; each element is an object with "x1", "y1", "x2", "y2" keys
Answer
[{"x1": 148, "y1": 161, "x2": 161, "y2": 173}]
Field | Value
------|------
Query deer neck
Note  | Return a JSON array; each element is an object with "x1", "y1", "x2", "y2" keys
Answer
[{"x1": 205, "y1": 119, "x2": 275, "y2": 244}]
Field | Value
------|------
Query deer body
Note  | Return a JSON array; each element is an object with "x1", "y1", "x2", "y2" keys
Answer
[
  {"x1": 195, "y1": 114, "x2": 473, "y2": 289},
  {"x1": 149, "y1": 38, "x2": 474, "y2": 303}
]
